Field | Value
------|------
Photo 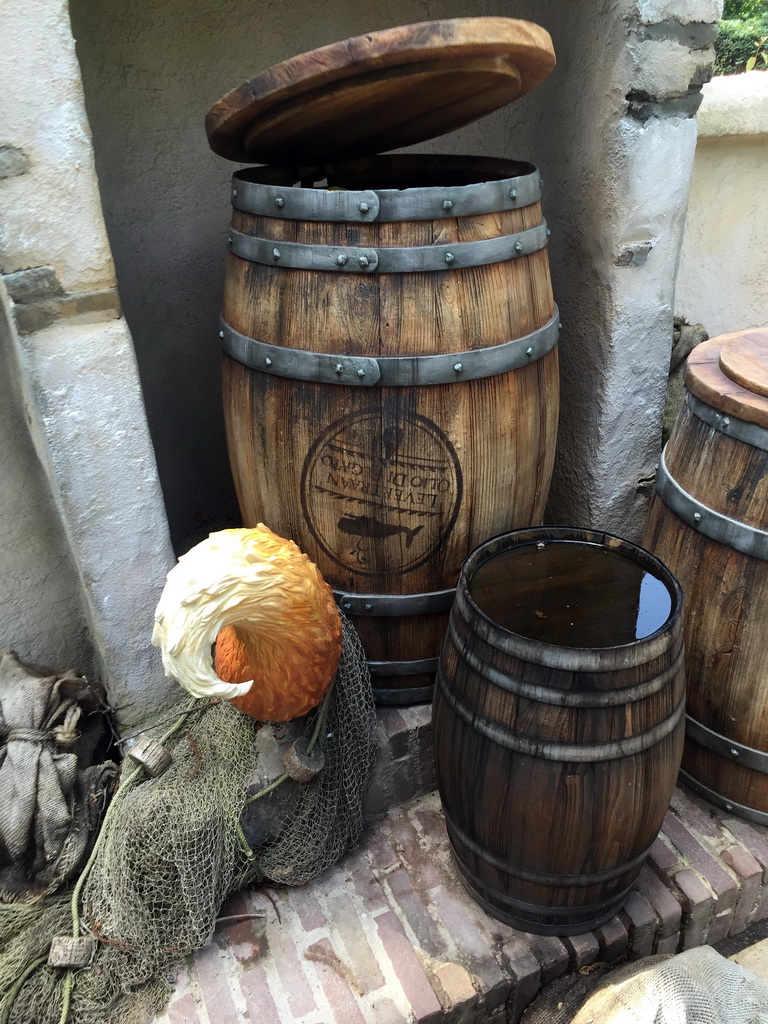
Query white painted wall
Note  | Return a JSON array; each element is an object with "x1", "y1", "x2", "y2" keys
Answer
[
  {"x1": 0, "y1": 281, "x2": 94, "y2": 678},
  {"x1": 676, "y1": 72, "x2": 768, "y2": 337},
  {"x1": 1, "y1": 0, "x2": 178, "y2": 726}
]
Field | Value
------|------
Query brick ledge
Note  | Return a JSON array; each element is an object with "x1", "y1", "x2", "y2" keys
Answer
[{"x1": 159, "y1": 781, "x2": 768, "y2": 1024}]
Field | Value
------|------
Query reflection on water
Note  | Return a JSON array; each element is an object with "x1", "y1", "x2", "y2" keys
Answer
[{"x1": 468, "y1": 541, "x2": 673, "y2": 649}]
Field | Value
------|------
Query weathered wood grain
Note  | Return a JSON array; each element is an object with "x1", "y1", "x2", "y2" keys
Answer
[
  {"x1": 221, "y1": 155, "x2": 558, "y2": 702},
  {"x1": 686, "y1": 329, "x2": 768, "y2": 429},
  {"x1": 432, "y1": 528, "x2": 685, "y2": 935},
  {"x1": 205, "y1": 18, "x2": 555, "y2": 164},
  {"x1": 644, "y1": 330, "x2": 768, "y2": 818},
  {"x1": 719, "y1": 329, "x2": 768, "y2": 399}
]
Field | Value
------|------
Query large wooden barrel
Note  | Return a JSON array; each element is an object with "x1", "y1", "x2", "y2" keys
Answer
[
  {"x1": 220, "y1": 154, "x2": 559, "y2": 704},
  {"x1": 643, "y1": 328, "x2": 768, "y2": 824},
  {"x1": 433, "y1": 527, "x2": 685, "y2": 935}
]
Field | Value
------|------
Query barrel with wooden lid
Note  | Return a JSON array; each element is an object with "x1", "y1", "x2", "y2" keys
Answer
[
  {"x1": 643, "y1": 328, "x2": 768, "y2": 824},
  {"x1": 433, "y1": 527, "x2": 685, "y2": 934},
  {"x1": 206, "y1": 19, "x2": 559, "y2": 704}
]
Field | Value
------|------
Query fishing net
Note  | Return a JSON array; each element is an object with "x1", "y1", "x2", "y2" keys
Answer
[
  {"x1": 523, "y1": 947, "x2": 768, "y2": 1024},
  {"x1": 0, "y1": 611, "x2": 376, "y2": 1024}
]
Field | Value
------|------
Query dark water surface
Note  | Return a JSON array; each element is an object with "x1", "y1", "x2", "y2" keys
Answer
[{"x1": 468, "y1": 540, "x2": 673, "y2": 649}]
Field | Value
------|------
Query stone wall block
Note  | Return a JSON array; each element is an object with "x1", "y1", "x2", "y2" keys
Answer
[
  {"x1": 627, "y1": 38, "x2": 714, "y2": 102},
  {"x1": 0, "y1": 0, "x2": 116, "y2": 295},
  {"x1": 635, "y1": 0, "x2": 723, "y2": 23},
  {"x1": 3, "y1": 266, "x2": 63, "y2": 303},
  {"x1": 675, "y1": 73, "x2": 768, "y2": 336},
  {"x1": 590, "y1": 113, "x2": 697, "y2": 537},
  {"x1": 0, "y1": 279, "x2": 93, "y2": 676},
  {"x1": 0, "y1": 145, "x2": 30, "y2": 178}
]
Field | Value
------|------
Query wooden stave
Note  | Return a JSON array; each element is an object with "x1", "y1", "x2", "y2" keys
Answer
[
  {"x1": 221, "y1": 158, "x2": 559, "y2": 701},
  {"x1": 643, "y1": 398, "x2": 768, "y2": 819},
  {"x1": 432, "y1": 528, "x2": 685, "y2": 934}
]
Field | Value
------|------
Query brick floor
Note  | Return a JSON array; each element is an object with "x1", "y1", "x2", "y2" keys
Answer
[{"x1": 157, "y1": 781, "x2": 768, "y2": 1024}]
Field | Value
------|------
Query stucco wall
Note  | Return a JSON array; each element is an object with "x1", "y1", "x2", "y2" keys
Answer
[
  {"x1": 676, "y1": 71, "x2": 768, "y2": 337},
  {"x1": 1, "y1": 0, "x2": 177, "y2": 725},
  {"x1": 0, "y1": 281, "x2": 94, "y2": 677}
]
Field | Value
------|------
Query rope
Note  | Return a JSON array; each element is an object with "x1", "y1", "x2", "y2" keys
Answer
[
  {"x1": 52, "y1": 707, "x2": 81, "y2": 747},
  {"x1": 242, "y1": 680, "x2": 334, "y2": 808},
  {"x1": 4, "y1": 730, "x2": 50, "y2": 744},
  {"x1": 0, "y1": 957, "x2": 47, "y2": 1024},
  {"x1": 3, "y1": 707, "x2": 81, "y2": 747}
]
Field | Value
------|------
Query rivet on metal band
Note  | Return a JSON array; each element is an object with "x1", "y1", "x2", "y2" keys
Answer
[
  {"x1": 227, "y1": 221, "x2": 549, "y2": 274},
  {"x1": 221, "y1": 307, "x2": 560, "y2": 388},
  {"x1": 685, "y1": 392, "x2": 768, "y2": 453},
  {"x1": 685, "y1": 714, "x2": 768, "y2": 774},
  {"x1": 655, "y1": 448, "x2": 768, "y2": 562},
  {"x1": 333, "y1": 588, "x2": 456, "y2": 617},
  {"x1": 231, "y1": 168, "x2": 544, "y2": 222},
  {"x1": 678, "y1": 769, "x2": 768, "y2": 827}
]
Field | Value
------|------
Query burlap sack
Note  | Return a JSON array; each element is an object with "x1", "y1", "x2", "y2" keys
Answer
[{"x1": 0, "y1": 649, "x2": 116, "y2": 899}]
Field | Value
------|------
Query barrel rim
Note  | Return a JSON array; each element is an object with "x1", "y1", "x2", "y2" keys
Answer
[
  {"x1": 231, "y1": 155, "x2": 543, "y2": 224},
  {"x1": 457, "y1": 526, "x2": 684, "y2": 672},
  {"x1": 233, "y1": 153, "x2": 538, "y2": 189}
]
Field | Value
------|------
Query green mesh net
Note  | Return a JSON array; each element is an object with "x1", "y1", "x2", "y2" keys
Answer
[{"x1": 0, "y1": 612, "x2": 375, "y2": 1024}]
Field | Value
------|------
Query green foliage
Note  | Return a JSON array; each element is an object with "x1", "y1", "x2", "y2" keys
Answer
[
  {"x1": 722, "y1": 0, "x2": 768, "y2": 19},
  {"x1": 715, "y1": 15, "x2": 768, "y2": 72},
  {"x1": 746, "y1": 35, "x2": 768, "y2": 69}
]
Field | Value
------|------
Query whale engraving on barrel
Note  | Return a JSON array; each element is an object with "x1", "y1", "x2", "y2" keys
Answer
[
  {"x1": 301, "y1": 408, "x2": 462, "y2": 576},
  {"x1": 338, "y1": 515, "x2": 425, "y2": 548}
]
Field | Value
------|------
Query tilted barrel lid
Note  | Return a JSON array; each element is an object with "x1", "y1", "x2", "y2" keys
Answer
[
  {"x1": 205, "y1": 18, "x2": 555, "y2": 164},
  {"x1": 686, "y1": 328, "x2": 768, "y2": 429}
]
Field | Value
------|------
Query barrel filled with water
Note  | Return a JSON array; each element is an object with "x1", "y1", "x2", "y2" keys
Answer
[{"x1": 433, "y1": 527, "x2": 685, "y2": 934}]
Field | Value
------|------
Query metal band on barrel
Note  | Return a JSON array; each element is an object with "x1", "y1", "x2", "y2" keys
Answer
[
  {"x1": 221, "y1": 308, "x2": 559, "y2": 387},
  {"x1": 333, "y1": 590, "x2": 447, "y2": 696},
  {"x1": 455, "y1": 855, "x2": 637, "y2": 922},
  {"x1": 231, "y1": 171, "x2": 544, "y2": 222},
  {"x1": 678, "y1": 770, "x2": 768, "y2": 827},
  {"x1": 444, "y1": 810, "x2": 653, "y2": 887},
  {"x1": 227, "y1": 221, "x2": 549, "y2": 274},
  {"x1": 656, "y1": 449, "x2": 768, "y2": 561},
  {"x1": 685, "y1": 714, "x2": 768, "y2": 774},
  {"x1": 333, "y1": 588, "x2": 455, "y2": 616},
  {"x1": 371, "y1": 683, "x2": 435, "y2": 705},
  {"x1": 436, "y1": 667, "x2": 685, "y2": 763},
  {"x1": 686, "y1": 392, "x2": 768, "y2": 453},
  {"x1": 369, "y1": 659, "x2": 438, "y2": 677},
  {"x1": 448, "y1": 616, "x2": 684, "y2": 708}
]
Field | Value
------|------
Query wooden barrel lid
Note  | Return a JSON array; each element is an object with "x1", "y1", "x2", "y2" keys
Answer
[
  {"x1": 205, "y1": 18, "x2": 555, "y2": 164},
  {"x1": 685, "y1": 328, "x2": 768, "y2": 428},
  {"x1": 719, "y1": 330, "x2": 768, "y2": 398}
]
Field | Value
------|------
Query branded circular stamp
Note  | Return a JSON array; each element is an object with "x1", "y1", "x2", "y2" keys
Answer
[{"x1": 301, "y1": 409, "x2": 463, "y2": 577}]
